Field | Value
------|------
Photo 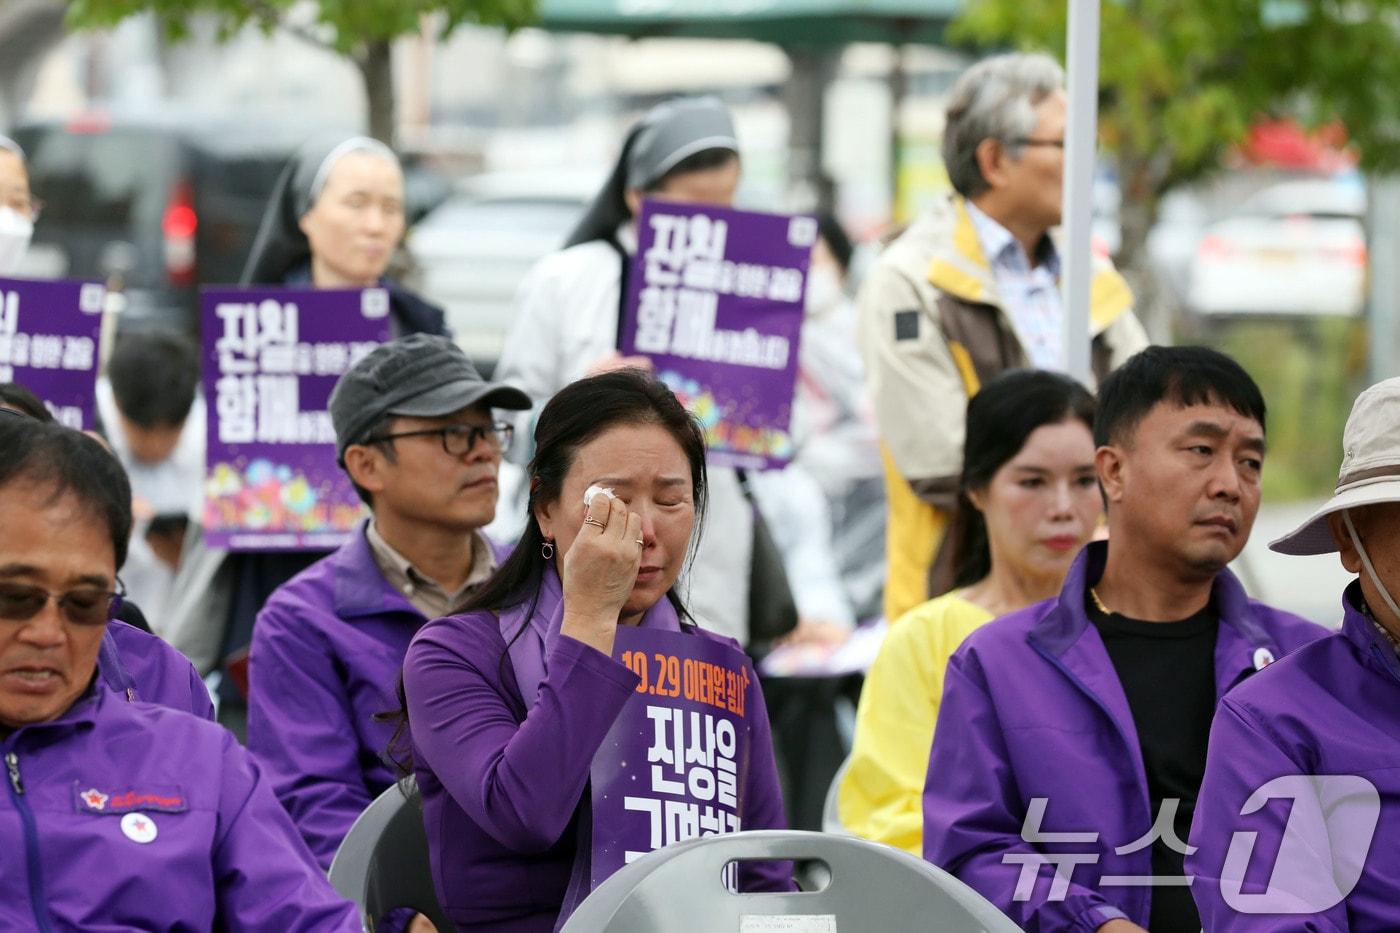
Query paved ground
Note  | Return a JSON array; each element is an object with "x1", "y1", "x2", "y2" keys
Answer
[{"x1": 1234, "y1": 498, "x2": 1352, "y2": 627}]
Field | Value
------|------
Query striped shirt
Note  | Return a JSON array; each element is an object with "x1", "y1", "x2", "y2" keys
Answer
[{"x1": 965, "y1": 201, "x2": 1065, "y2": 371}]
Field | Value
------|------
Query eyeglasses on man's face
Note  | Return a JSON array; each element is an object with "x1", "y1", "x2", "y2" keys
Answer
[
  {"x1": 0, "y1": 579, "x2": 125, "y2": 627},
  {"x1": 364, "y1": 420, "x2": 514, "y2": 457}
]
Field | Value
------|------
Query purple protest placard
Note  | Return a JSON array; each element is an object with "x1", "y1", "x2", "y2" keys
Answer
[
  {"x1": 587, "y1": 626, "x2": 754, "y2": 890},
  {"x1": 201, "y1": 287, "x2": 390, "y2": 551},
  {"x1": 0, "y1": 277, "x2": 105, "y2": 428},
  {"x1": 620, "y1": 200, "x2": 815, "y2": 470}
]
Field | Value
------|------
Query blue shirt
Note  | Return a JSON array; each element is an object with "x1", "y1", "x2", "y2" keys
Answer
[{"x1": 965, "y1": 201, "x2": 1065, "y2": 370}]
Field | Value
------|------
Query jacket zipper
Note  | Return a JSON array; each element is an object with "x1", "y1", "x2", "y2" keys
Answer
[{"x1": 4, "y1": 751, "x2": 54, "y2": 933}]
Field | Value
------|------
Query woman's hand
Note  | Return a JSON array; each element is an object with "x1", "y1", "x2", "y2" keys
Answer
[{"x1": 558, "y1": 490, "x2": 644, "y2": 657}]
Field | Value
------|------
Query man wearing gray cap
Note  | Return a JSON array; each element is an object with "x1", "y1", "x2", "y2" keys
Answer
[
  {"x1": 247, "y1": 333, "x2": 530, "y2": 868},
  {"x1": 1188, "y1": 377, "x2": 1400, "y2": 930}
]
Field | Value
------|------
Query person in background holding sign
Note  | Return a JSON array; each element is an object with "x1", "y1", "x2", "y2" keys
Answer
[
  {"x1": 396, "y1": 369, "x2": 789, "y2": 932},
  {"x1": 1188, "y1": 377, "x2": 1400, "y2": 930},
  {"x1": 165, "y1": 135, "x2": 450, "y2": 702},
  {"x1": 857, "y1": 52, "x2": 1149, "y2": 626},
  {"x1": 841, "y1": 369, "x2": 1100, "y2": 855},
  {"x1": 499, "y1": 96, "x2": 845, "y2": 653},
  {"x1": 922, "y1": 347, "x2": 1324, "y2": 933},
  {"x1": 94, "y1": 330, "x2": 205, "y2": 626},
  {"x1": 0, "y1": 416, "x2": 359, "y2": 931},
  {"x1": 247, "y1": 333, "x2": 529, "y2": 869},
  {"x1": 0, "y1": 135, "x2": 36, "y2": 275}
]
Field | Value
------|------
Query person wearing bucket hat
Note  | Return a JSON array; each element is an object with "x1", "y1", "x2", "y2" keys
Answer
[
  {"x1": 1188, "y1": 377, "x2": 1400, "y2": 931},
  {"x1": 246, "y1": 333, "x2": 530, "y2": 869},
  {"x1": 922, "y1": 346, "x2": 1325, "y2": 933}
]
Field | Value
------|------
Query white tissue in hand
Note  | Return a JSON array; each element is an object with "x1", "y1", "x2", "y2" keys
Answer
[{"x1": 583, "y1": 484, "x2": 617, "y2": 508}]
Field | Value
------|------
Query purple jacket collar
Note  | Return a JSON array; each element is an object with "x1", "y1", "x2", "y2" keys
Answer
[
  {"x1": 501, "y1": 564, "x2": 683, "y2": 708},
  {"x1": 1026, "y1": 541, "x2": 1298, "y2": 789},
  {"x1": 3, "y1": 681, "x2": 103, "y2": 748},
  {"x1": 1339, "y1": 581, "x2": 1400, "y2": 686},
  {"x1": 330, "y1": 520, "x2": 508, "y2": 621}
]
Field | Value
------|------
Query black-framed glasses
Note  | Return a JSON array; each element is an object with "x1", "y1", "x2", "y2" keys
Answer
[
  {"x1": 0, "y1": 578, "x2": 126, "y2": 627},
  {"x1": 1008, "y1": 137, "x2": 1066, "y2": 149},
  {"x1": 365, "y1": 421, "x2": 514, "y2": 456}
]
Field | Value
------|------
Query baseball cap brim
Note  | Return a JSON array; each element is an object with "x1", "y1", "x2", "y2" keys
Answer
[
  {"x1": 1269, "y1": 477, "x2": 1400, "y2": 555},
  {"x1": 386, "y1": 378, "x2": 531, "y2": 419}
]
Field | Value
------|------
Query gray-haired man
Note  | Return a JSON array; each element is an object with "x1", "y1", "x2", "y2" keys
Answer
[{"x1": 857, "y1": 51, "x2": 1149, "y2": 622}]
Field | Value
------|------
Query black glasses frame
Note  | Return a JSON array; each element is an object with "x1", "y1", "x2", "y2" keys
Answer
[
  {"x1": 0, "y1": 577, "x2": 127, "y2": 626},
  {"x1": 364, "y1": 420, "x2": 514, "y2": 456}
]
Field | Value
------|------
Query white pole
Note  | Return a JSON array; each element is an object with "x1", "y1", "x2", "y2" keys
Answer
[{"x1": 1061, "y1": 0, "x2": 1101, "y2": 385}]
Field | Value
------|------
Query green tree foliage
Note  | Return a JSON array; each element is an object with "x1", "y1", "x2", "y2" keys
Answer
[
  {"x1": 66, "y1": 0, "x2": 538, "y2": 141},
  {"x1": 951, "y1": 0, "x2": 1400, "y2": 319}
]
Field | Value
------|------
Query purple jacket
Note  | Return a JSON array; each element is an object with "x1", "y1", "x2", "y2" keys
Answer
[
  {"x1": 247, "y1": 522, "x2": 507, "y2": 868},
  {"x1": 0, "y1": 683, "x2": 359, "y2": 931},
  {"x1": 923, "y1": 542, "x2": 1326, "y2": 932},
  {"x1": 1188, "y1": 582, "x2": 1400, "y2": 931},
  {"x1": 101, "y1": 619, "x2": 215, "y2": 720},
  {"x1": 403, "y1": 568, "x2": 789, "y2": 932}
]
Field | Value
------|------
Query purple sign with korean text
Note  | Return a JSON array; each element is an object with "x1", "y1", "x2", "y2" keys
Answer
[
  {"x1": 588, "y1": 626, "x2": 753, "y2": 890},
  {"x1": 201, "y1": 287, "x2": 390, "y2": 551},
  {"x1": 620, "y1": 200, "x2": 815, "y2": 470},
  {"x1": 0, "y1": 277, "x2": 105, "y2": 428}
]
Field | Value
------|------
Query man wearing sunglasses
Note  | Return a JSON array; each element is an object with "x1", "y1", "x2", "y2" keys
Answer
[
  {"x1": 247, "y1": 332, "x2": 531, "y2": 868},
  {"x1": 0, "y1": 417, "x2": 360, "y2": 930},
  {"x1": 2, "y1": 397, "x2": 214, "y2": 719}
]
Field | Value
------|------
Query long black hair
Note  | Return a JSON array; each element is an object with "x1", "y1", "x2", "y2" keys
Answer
[
  {"x1": 383, "y1": 369, "x2": 709, "y2": 777},
  {"x1": 948, "y1": 370, "x2": 1096, "y2": 589}
]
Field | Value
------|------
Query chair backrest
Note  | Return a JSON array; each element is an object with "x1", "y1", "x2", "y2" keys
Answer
[
  {"x1": 821, "y1": 754, "x2": 852, "y2": 835},
  {"x1": 328, "y1": 778, "x2": 456, "y2": 932},
  {"x1": 559, "y1": 830, "x2": 1020, "y2": 933}
]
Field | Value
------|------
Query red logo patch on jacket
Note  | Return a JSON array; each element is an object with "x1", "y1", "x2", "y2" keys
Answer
[{"x1": 72, "y1": 782, "x2": 188, "y2": 814}]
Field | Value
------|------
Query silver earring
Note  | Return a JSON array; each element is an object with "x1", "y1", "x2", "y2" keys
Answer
[{"x1": 541, "y1": 540, "x2": 555, "y2": 560}]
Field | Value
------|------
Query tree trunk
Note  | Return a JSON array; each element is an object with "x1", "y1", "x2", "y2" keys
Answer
[
  {"x1": 1115, "y1": 151, "x2": 1174, "y2": 343},
  {"x1": 359, "y1": 39, "x2": 396, "y2": 145}
]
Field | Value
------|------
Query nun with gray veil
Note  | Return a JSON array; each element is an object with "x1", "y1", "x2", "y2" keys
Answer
[{"x1": 163, "y1": 135, "x2": 449, "y2": 704}]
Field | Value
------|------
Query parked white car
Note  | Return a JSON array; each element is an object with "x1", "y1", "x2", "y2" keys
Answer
[{"x1": 1187, "y1": 177, "x2": 1367, "y2": 317}]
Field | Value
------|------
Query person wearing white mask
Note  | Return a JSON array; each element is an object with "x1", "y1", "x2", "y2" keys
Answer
[{"x1": 0, "y1": 135, "x2": 37, "y2": 275}]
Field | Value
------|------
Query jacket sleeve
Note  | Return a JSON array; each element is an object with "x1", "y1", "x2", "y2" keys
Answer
[
  {"x1": 855, "y1": 254, "x2": 966, "y2": 506},
  {"x1": 841, "y1": 610, "x2": 946, "y2": 855},
  {"x1": 404, "y1": 628, "x2": 639, "y2": 854},
  {"x1": 212, "y1": 733, "x2": 363, "y2": 932},
  {"x1": 736, "y1": 656, "x2": 795, "y2": 893},
  {"x1": 1186, "y1": 698, "x2": 1351, "y2": 933},
  {"x1": 246, "y1": 601, "x2": 371, "y2": 869},
  {"x1": 924, "y1": 649, "x2": 1131, "y2": 933}
]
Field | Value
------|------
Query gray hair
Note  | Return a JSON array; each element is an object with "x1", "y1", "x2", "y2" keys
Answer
[
  {"x1": 942, "y1": 52, "x2": 1065, "y2": 199},
  {"x1": 0, "y1": 135, "x2": 24, "y2": 160}
]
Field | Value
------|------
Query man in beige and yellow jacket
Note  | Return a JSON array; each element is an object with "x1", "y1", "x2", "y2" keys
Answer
[{"x1": 859, "y1": 52, "x2": 1149, "y2": 624}]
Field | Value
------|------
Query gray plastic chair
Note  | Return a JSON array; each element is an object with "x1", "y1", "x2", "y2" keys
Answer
[
  {"x1": 559, "y1": 829, "x2": 1021, "y2": 932},
  {"x1": 328, "y1": 778, "x2": 456, "y2": 932}
]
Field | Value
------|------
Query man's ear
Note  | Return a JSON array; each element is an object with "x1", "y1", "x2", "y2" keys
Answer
[
  {"x1": 974, "y1": 137, "x2": 1008, "y2": 191},
  {"x1": 1329, "y1": 510, "x2": 1364, "y2": 575},
  {"x1": 1095, "y1": 444, "x2": 1126, "y2": 506},
  {"x1": 343, "y1": 445, "x2": 387, "y2": 501}
]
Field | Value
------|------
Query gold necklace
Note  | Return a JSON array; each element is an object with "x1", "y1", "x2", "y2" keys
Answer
[{"x1": 1089, "y1": 586, "x2": 1112, "y2": 615}]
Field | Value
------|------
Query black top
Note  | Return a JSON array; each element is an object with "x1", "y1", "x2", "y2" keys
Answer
[{"x1": 1087, "y1": 591, "x2": 1218, "y2": 933}]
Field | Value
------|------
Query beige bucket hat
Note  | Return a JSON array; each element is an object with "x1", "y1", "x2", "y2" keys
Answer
[{"x1": 1271, "y1": 377, "x2": 1400, "y2": 555}]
